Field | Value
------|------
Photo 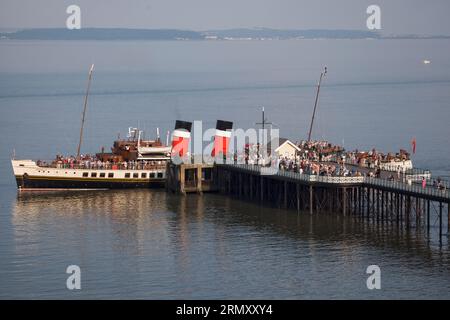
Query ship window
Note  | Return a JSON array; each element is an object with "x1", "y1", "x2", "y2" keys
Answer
[
  {"x1": 133, "y1": 173, "x2": 139, "y2": 178},
  {"x1": 125, "y1": 173, "x2": 131, "y2": 178},
  {"x1": 157, "y1": 172, "x2": 163, "y2": 178},
  {"x1": 150, "y1": 172, "x2": 155, "y2": 178},
  {"x1": 141, "y1": 173, "x2": 147, "y2": 178},
  {"x1": 19, "y1": 164, "x2": 24, "y2": 167},
  {"x1": 99, "y1": 172, "x2": 106, "y2": 178},
  {"x1": 83, "y1": 172, "x2": 89, "y2": 177},
  {"x1": 91, "y1": 172, "x2": 97, "y2": 178},
  {"x1": 108, "y1": 173, "x2": 114, "y2": 178}
]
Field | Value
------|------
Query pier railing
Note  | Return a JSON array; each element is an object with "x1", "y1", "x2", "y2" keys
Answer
[
  {"x1": 328, "y1": 158, "x2": 430, "y2": 176},
  {"x1": 221, "y1": 164, "x2": 450, "y2": 200},
  {"x1": 226, "y1": 164, "x2": 365, "y2": 184},
  {"x1": 365, "y1": 177, "x2": 450, "y2": 200}
]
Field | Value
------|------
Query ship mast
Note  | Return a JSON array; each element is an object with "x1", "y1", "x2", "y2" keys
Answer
[
  {"x1": 255, "y1": 107, "x2": 272, "y2": 164},
  {"x1": 307, "y1": 66, "x2": 327, "y2": 142},
  {"x1": 76, "y1": 64, "x2": 95, "y2": 159},
  {"x1": 256, "y1": 107, "x2": 272, "y2": 146}
]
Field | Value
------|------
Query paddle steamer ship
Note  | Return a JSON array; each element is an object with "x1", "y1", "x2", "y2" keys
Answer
[
  {"x1": 11, "y1": 65, "x2": 172, "y2": 191},
  {"x1": 12, "y1": 127, "x2": 171, "y2": 190}
]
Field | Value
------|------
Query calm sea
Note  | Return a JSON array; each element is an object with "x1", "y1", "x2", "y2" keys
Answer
[{"x1": 0, "y1": 39, "x2": 449, "y2": 299}]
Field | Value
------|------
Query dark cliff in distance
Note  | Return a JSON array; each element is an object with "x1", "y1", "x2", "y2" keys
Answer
[
  {"x1": 1, "y1": 27, "x2": 446, "y2": 40},
  {"x1": 0, "y1": 28, "x2": 204, "y2": 40}
]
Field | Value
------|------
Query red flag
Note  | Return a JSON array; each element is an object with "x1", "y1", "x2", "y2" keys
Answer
[{"x1": 411, "y1": 138, "x2": 416, "y2": 154}]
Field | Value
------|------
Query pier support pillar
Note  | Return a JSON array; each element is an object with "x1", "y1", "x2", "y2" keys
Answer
[
  {"x1": 260, "y1": 176, "x2": 264, "y2": 202},
  {"x1": 196, "y1": 166, "x2": 202, "y2": 194},
  {"x1": 406, "y1": 195, "x2": 411, "y2": 226},
  {"x1": 180, "y1": 166, "x2": 186, "y2": 195},
  {"x1": 309, "y1": 185, "x2": 314, "y2": 215},
  {"x1": 376, "y1": 189, "x2": 380, "y2": 221},
  {"x1": 448, "y1": 203, "x2": 450, "y2": 234},
  {"x1": 342, "y1": 187, "x2": 347, "y2": 216},
  {"x1": 439, "y1": 202, "x2": 443, "y2": 239},
  {"x1": 358, "y1": 187, "x2": 362, "y2": 216},
  {"x1": 390, "y1": 192, "x2": 393, "y2": 218},
  {"x1": 238, "y1": 172, "x2": 242, "y2": 197}
]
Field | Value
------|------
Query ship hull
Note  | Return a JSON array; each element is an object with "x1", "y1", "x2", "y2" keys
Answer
[
  {"x1": 12, "y1": 160, "x2": 166, "y2": 191},
  {"x1": 15, "y1": 175, "x2": 164, "y2": 190}
]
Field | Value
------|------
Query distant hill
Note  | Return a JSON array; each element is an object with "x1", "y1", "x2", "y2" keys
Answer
[
  {"x1": 0, "y1": 28, "x2": 204, "y2": 40},
  {"x1": 0, "y1": 27, "x2": 447, "y2": 41}
]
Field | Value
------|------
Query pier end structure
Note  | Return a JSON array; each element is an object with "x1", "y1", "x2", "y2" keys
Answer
[{"x1": 166, "y1": 162, "x2": 216, "y2": 194}]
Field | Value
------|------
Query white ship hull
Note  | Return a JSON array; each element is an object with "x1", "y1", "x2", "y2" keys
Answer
[
  {"x1": 12, "y1": 160, "x2": 166, "y2": 190},
  {"x1": 378, "y1": 160, "x2": 413, "y2": 171}
]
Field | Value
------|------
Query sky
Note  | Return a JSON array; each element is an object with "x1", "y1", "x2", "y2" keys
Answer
[{"x1": 0, "y1": 0, "x2": 450, "y2": 35}]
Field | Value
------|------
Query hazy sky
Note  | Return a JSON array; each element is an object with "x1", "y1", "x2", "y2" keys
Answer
[{"x1": 1, "y1": 0, "x2": 450, "y2": 34}]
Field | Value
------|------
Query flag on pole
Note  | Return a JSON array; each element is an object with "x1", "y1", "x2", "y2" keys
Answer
[{"x1": 411, "y1": 137, "x2": 417, "y2": 154}]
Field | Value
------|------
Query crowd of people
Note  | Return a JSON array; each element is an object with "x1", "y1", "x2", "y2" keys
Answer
[
  {"x1": 297, "y1": 140, "x2": 343, "y2": 162},
  {"x1": 37, "y1": 154, "x2": 167, "y2": 170},
  {"x1": 432, "y1": 178, "x2": 448, "y2": 191},
  {"x1": 245, "y1": 139, "x2": 445, "y2": 191},
  {"x1": 296, "y1": 140, "x2": 411, "y2": 169},
  {"x1": 277, "y1": 156, "x2": 375, "y2": 177}
]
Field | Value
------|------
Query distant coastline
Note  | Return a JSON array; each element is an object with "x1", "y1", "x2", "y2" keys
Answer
[{"x1": 1, "y1": 27, "x2": 449, "y2": 41}]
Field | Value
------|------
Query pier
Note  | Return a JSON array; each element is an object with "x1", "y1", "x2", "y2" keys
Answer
[{"x1": 167, "y1": 163, "x2": 450, "y2": 240}]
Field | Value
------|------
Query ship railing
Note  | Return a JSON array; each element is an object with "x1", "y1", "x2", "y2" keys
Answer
[{"x1": 37, "y1": 162, "x2": 167, "y2": 171}]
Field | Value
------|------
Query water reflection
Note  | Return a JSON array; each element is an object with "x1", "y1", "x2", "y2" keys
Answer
[
  {"x1": 14, "y1": 190, "x2": 171, "y2": 256},
  {"x1": 9, "y1": 190, "x2": 450, "y2": 298},
  {"x1": 13, "y1": 190, "x2": 450, "y2": 268}
]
